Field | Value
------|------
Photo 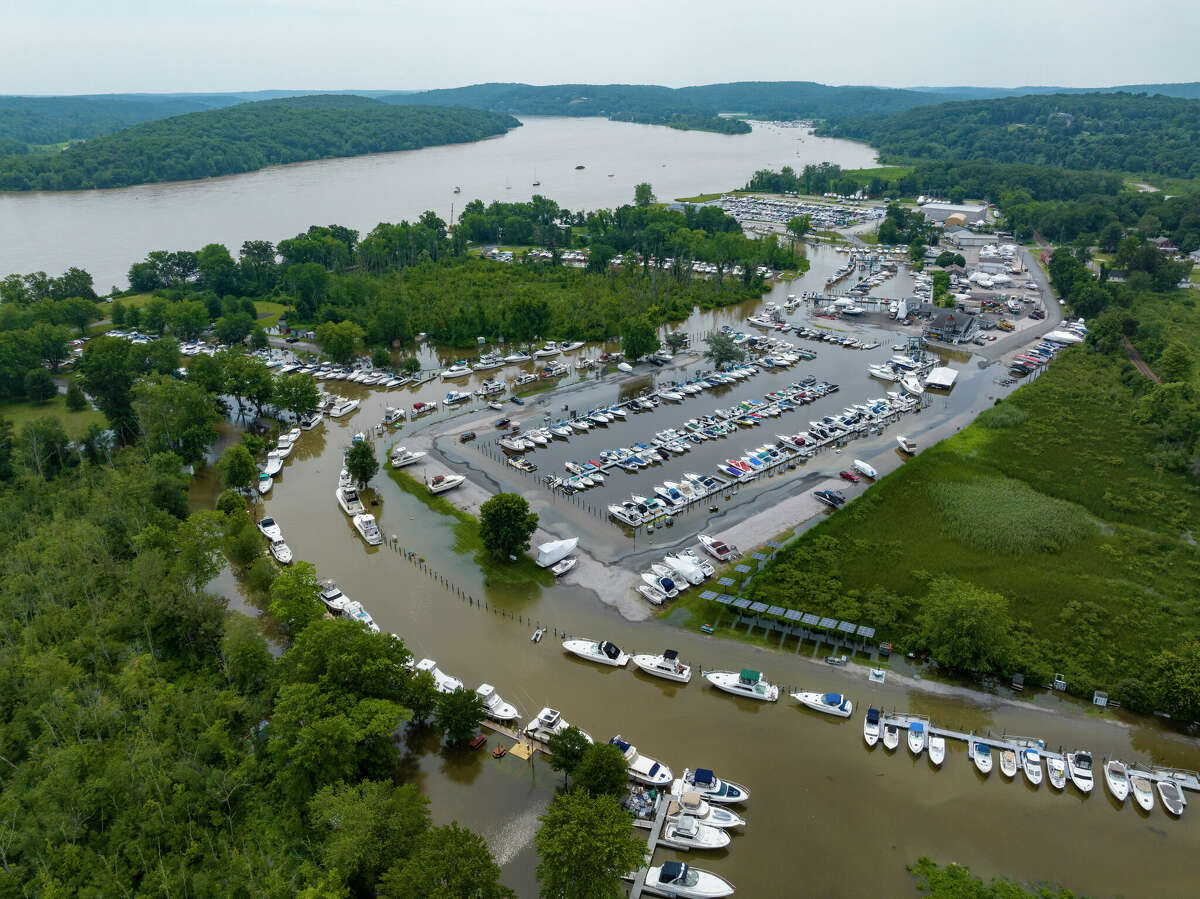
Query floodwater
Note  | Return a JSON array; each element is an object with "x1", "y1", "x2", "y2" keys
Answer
[
  {"x1": 0, "y1": 116, "x2": 877, "y2": 288},
  {"x1": 197, "y1": 253, "x2": 1200, "y2": 897}
]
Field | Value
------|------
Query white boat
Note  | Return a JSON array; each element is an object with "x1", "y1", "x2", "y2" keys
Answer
[
  {"x1": 336, "y1": 485, "x2": 364, "y2": 516},
  {"x1": 534, "y1": 343, "x2": 560, "y2": 358},
  {"x1": 257, "y1": 472, "x2": 273, "y2": 494},
  {"x1": 550, "y1": 557, "x2": 576, "y2": 577},
  {"x1": 329, "y1": 398, "x2": 359, "y2": 418},
  {"x1": 637, "y1": 584, "x2": 668, "y2": 605},
  {"x1": 1129, "y1": 772, "x2": 1155, "y2": 811},
  {"x1": 617, "y1": 362, "x2": 634, "y2": 373},
  {"x1": 609, "y1": 735, "x2": 673, "y2": 786},
  {"x1": 272, "y1": 439, "x2": 293, "y2": 459},
  {"x1": 901, "y1": 374, "x2": 925, "y2": 396},
  {"x1": 319, "y1": 580, "x2": 352, "y2": 615},
  {"x1": 269, "y1": 538, "x2": 292, "y2": 564},
  {"x1": 908, "y1": 721, "x2": 926, "y2": 755},
  {"x1": 1067, "y1": 751, "x2": 1094, "y2": 793},
  {"x1": 851, "y1": 459, "x2": 877, "y2": 479},
  {"x1": 697, "y1": 534, "x2": 738, "y2": 562},
  {"x1": 413, "y1": 658, "x2": 463, "y2": 694},
  {"x1": 791, "y1": 691, "x2": 853, "y2": 718},
  {"x1": 256, "y1": 517, "x2": 282, "y2": 541},
  {"x1": 1046, "y1": 756, "x2": 1067, "y2": 790},
  {"x1": 524, "y1": 707, "x2": 592, "y2": 744},
  {"x1": 1157, "y1": 779, "x2": 1186, "y2": 817},
  {"x1": 662, "y1": 554, "x2": 705, "y2": 585},
  {"x1": 562, "y1": 638, "x2": 629, "y2": 667},
  {"x1": 1104, "y1": 760, "x2": 1130, "y2": 802},
  {"x1": 650, "y1": 562, "x2": 687, "y2": 590},
  {"x1": 668, "y1": 789, "x2": 745, "y2": 829},
  {"x1": 536, "y1": 537, "x2": 579, "y2": 567},
  {"x1": 972, "y1": 742, "x2": 993, "y2": 775},
  {"x1": 631, "y1": 650, "x2": 691, "y2": 683},
  {"x1": 896, "y1": 435, "x2": 916, "y2": 454},
  {"x1": 475, "y1": 683, "x2": 519, "y2": 722},
  {"x1": 659, "y1": 815, "x2": 730, "y2": 852},
  {"x1": 427, "y1": 474, "x2": 465, "y2": 494},
  {"x1": 441, "y1": 363, "x2": 473, "y2": 379},
  {"x1": 1022, "y1": 747, "x2": 1043, "y2": 785},
  {"x1": 863, "y1": 707, "x2": 881, "y2": 747},
  {"x1": 929, "y1": 733, "x2": 946, "y2": 767},
  {"x1": 999, "y1": 748, "x2": 1018, "y2": 778},
  {"x1": 705, "y1": 668, "x2": 778, "y2": 702},
  {"x1": 353, "y1": 513, "x2": 384, "y2": 546},
  {"x1": 503, "y1": 350, "x2": 533, "y2": 364},
  {"x1": 261, "y1": 456, "x2": 283, "y2": 477},
  {"x1": 883, "y1": 723, "x2": 900, "y2": 751},
  {"x1": 390, "y1": 447, "x2": 426, "y2": 468},
  {"x1": 682, "y1": 767, "x2": 749, "y2": 804},
  {"x1": 640, "y1": 862, "x2": 734, "y2": 898}
]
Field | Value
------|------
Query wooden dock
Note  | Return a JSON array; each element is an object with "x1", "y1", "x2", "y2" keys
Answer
[{"x1": 628, "y1": 791, "x2": 676, "y2": 899}]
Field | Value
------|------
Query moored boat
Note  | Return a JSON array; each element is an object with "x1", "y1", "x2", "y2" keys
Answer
[
  {"x1": 1129, "y1": 772, "x2": 1155, "y2": 811},
  {"x1": 1104, "y1": 759, "x2": 1130, "y2": 802},
  {"x1": 999, "y1": 748, "x2": 1018, "y2": 778},
  {"x1": 883, "y1": 723, "x2": 900, "y2": 751},
  {"x1": 928, "y1": 733, "x2": 946, "y2": 767},
  {"x1": 972, "y1": 742, "x2": 993, "y2": 775},
  {"x1": 609, "y1": 735, "x2": 673, "y2": 786},
  {"x1": 1046, "y1": 756, "x2": 1067, "y2": 790},
  {"x1": 523, "y1": 706, "x2": 592, "y2": 744},
  {"x1": 631, "y1": 649, "x2": 691, "y2": 683},
  {"x1": 413, "y1": 658, "x2": 463, "y2": 694},
  {"x1": 1022, "y1": 747, "x2": 1043, "y2": 785},
  {"x1": 682, "y1": 767, "x2": 749, "y2": 804},
  {"x1": 1067, "y1": 751, "x2": 1094, "y2": 793},
  {"x1": 659, "y1": 815, "x2": 730, "y2": 852},
  {"x1": 863, "y1": 707, "x2": 881, "y2": 747},
  {"x1": 1157, "y1": 779, "x2": 1186, "y2": 817},
  {"x1": 562, "y1": 638, "x2": 629, "y2": 667},
  {"x1": 475, "y1": 683, "x2": 519, "y2": 723},
  {"x1": 668, "y1": 786, "x2": 746, "y2": 829},
  {"x1": 705, "y1": 668, "x2": 778, "y2": 702},
  {"x1": 640, "y1": 862, "x2": 734, "y2": 898},
  {"x1": 908, "y1": 721, "x2": 926, "y2": 756},
  {"x1": 790, "y1": 691, "x2": 853, "y2": 718}
]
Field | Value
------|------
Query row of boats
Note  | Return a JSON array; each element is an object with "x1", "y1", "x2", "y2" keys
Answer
[
  {"x1": 334, "y1": 456, "x2": 384, "y2": 546},
  {"x1": 441, "y1": 341, "x2": 588, "y2": 377},
  {"x1": 257, "y1": 424, "x2": 309, "y2": 494}
]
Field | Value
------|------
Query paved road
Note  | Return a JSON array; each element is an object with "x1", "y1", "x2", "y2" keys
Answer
[{"x1": 972, "y1": 246, "x2": 1063, "y2": 363}]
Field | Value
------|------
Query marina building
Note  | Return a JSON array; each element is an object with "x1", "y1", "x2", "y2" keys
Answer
[
  {"x1": 920, "y1": 202, "x2": 989, "y2": 224},
  {"x1": 924, "y1": 308, "x2": 980, "y2": 345}
]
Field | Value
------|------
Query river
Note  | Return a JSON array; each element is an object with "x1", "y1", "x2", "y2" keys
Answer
[
  {"x1": 196, "y1": 253, "x2": 1200, "y2": 897},
  {"x1": 0, "y1": 116, "x2": 877, "y2": 289}
]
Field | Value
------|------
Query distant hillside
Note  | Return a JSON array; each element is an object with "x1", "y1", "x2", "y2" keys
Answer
[
  {"x1": 909, "y1": 82, "x2": 1200, "y2": 101},
  {"x1": 821, "y1": 92, "x2": 1200, "y2": 178},
  {"x1": 0, "y1": 95, "x2": 518, "y2": 191}
]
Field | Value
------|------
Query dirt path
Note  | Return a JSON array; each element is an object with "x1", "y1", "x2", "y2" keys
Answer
[{"x1": 1124, "y1": 338, "x2": 1162, "y2": 382}]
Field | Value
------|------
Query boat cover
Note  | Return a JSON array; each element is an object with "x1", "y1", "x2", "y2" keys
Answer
[
  {"x1": 739, "y1": 669, "x2": 761, "y2": 683},
  {"x1": 536, "y1": 537, "x2": 579, "y2": 567},
  {"x1": 660, "y1": 862, "x2": 685, "y2": 884},
  {"x1": 822, "y1": 693, "x2": 843, "y2": 704},
  {"x1": 693, "y1": 768, "x2": 715, "y2": 786},
  {"x1": 647, "y1": 762, "x2": 660, "y2": 777},
  {"x1": 664, "y1": 649, "x2": 678, "y2": 660},
  {"x1": 911, "y1": 722, "x2": 924, "y2": 734},
  {"x1": 866, "y1": 708, "x2": 880, "y2": 724},
  {"x1": 601, "y1": 641, "x2": 622, "y2": 660},
  {"x1": 609, "y1": 738, "x2": 631, "y2": 752}
]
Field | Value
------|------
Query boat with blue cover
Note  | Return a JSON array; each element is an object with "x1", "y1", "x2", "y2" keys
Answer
[
  {"x1": 791, "y1": 690, "x2": 854, "y2": 718},
  {"x1": 682, "y1": 767, "x2": 750, "y2": 804}
]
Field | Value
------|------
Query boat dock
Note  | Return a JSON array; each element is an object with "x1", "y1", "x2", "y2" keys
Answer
[{"x1": 627, "y1": 790, "x2": 676, "y2": 899}]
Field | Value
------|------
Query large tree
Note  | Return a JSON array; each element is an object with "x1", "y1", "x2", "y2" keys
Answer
[
  {"x1": 573, "y1": 742, "x2": 630, "y2": 797},
  {"x1": 132, "y1": 376, "x2": 220, "y2": 464},
  {"x1": 346, "y1": 439, "x2": 379, "y2": 487},
  {"x1": 317, "y1": 320, "x2": 365, "y2": 364},
  {"x1": 703, "y1": 332, "x2": 747, "y2": 369},
  {"x1": 535, "y1": 789, "x2": 644, "y2": 899},
  {"x1": 267, "y1": 561, "x2": 325, "y2": 636},
  {"x1": 633, "y1": 182, "x2": 655, "y2": 207},
  {"x1": 917, "y1": 577, "x2": 1013, "y2": 673},
  {"x1": 78, "y1": 336, "x2": 137, "y2": 438},
  {"x1": 379, "y1": 823, "x2": 515, "y2": 899},
  {"x1": 219, "y1": 443, "x2": 257, "y2": 494},
  {"x1": 274, "y1": 371, "x2": 320, "y2": 419},
  {"x1": 619, "y1": 315, "x2": 658, "y2": 362},
  {"x1": 546, "y1": 725, "x2": 590, "y2": 787},
  {"x1": 433, "y1": 687, "x2": 485, "y2": 746},
  {"x1": 478, "y1": 493, "x2": 538, "y2": 560}
]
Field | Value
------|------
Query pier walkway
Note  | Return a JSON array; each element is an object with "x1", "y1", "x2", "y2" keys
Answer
[{"x1": 628, "y1": 791, "x2": 676, "y2": 899}]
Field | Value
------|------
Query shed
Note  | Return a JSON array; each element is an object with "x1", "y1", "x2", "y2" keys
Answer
[{"x1": 925, "y1": 366, "x2": 958, "y2": 390}]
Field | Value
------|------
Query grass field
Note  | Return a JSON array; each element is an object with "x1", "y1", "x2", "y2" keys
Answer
[
  {"x1": 0, "y1": 394, "x2": 106, "y2": 439},
  {"x1": 840, "y1": 165, "x2": 914, "y2": 186},
  {"x1": 253, "y1": 301, "x2": 287, "y2": 328}
]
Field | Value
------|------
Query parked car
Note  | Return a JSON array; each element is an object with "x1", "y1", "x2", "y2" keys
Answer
[
  {"x1": 838, "y1": 470, "x2": 860, "y2": 483},
  {"x1": 459, "y1": 431, "x2": 476, "y2": 443},
  {"x1": 494, "y1": 418, "x2": 511, "y2": 428},
  {"x1": 510, "y1": 396, "x2": 525, "y2": 405}
]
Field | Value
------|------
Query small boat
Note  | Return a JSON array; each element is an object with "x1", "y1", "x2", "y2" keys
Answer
[
  {"x1": 1157, "y1": 779, "x2": 1186, "y2": 817},
  {"x1": 908, "y1": 721, "x2": 926, "y2": 756},
  {"x1": 999, "y1": 748, "x2": 1018, "y2": 778},
  {"x1": 390, "y1": 447, "x2": 426, "y2": 468},
  {"x1": 1067, "y1": 751, "x2": 1094, "y2": 793},
  {"x1": 441, "y1": 363, "x2": 473, "y2": 379},
  {"x1": 256, "y1": 517, "x2": 282, "y2": 541},
  {"x1": 269, "y1": 538, "x2": 292, "y2": 564},
  {"x1": 928, "y1": 733, "x2": 946, "y2": 767},
  {"x1": 550, "y1": 557, "x2": 576, "y2": 577},
  {"x1": 1130, "y1": 772, "x2": 1155, "y2": 811},
  {"x1": 530, "y1": 627, "x2": 545, "y2": 643},
  {"x1": 972, "y1": 742, "x2": 993, "y2": 775},
  {"x1": 504, "y1": 350, "x2": 533, "y2": 364},
  {"x1": 852, "y1": 459, "x2": 877, "y2": 479},
  {"x1": 609, "y1": 736, "x2": 673, "y2": 786},
  {"x1": 659, "y1": 815, "x2": 730, "y2": 852},
  {"x1": 257, "y1": 473, "x2": 273, "y2": 494},
  {"x1": 1104, "y1": 760, "x2": 1130, "y2": 803},
  {"x1": 668, "y1": 789, "x2": 745, "y2": 829},
  {"x1": 1046, "y1": 756, "x2": 1067, "y2": 790},
  {"x1": 336, "y1": 485, "x2": 364, "y2": 516},
  {"x1": 1022, "y1": 747, "x2": 1042, "y2": 785},
  {"x1": 562, "y1": 638, "x2": 629, "y2": 667},
  {"x1": 883, "y1": 723, "x2": 900, "y2": 751},
  {"x1": 631, "y1": 649, "x2": 691, "y2": 683},
  {"x1": 523, "y1": 707, "x2": 592, "y2": 744},
  {"x1": 697, "y1": 534, "x2": 738, "y2": 562},
  {"x1": 352, "y1": 513, "x2": 384, "y2": 546},
  {"x1": 261, "y1": 456, "x2": 283, "y2": 477},
  {"x1": 328, "y1": 398, "x2": 359, "y2": 418},
  {"x1": 475, "y1": 683, "x2": 519, "y2": 723},
  {"x1": 683, "y1": 767, "x2": 749, "y2": 804},
  {"x1": 414, "y1": 658, "x2": 463, "y2": 694},
  {"x1": 863, "y1": 707, "x2": 881, "y2": 747},
  {"x1": 896, "y1": 435, "x2": 916, "y2": 454},
  {"x1": 705, "y1": 668, "x2": 778, "y2": 702},
  {"x1": 637, "y1": 584, "x2": 668, "y2": 605},
  {"x1": 427, "y1": 474, "x2": 465, "y2": 494},
  {"x1": 641, "y1": 861, "x2": 734, "y2": 898},
  {"x1": 791, "y1": 691, "x2": 853, "y2": 718}
]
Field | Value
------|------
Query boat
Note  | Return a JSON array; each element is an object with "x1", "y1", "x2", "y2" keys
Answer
[
  {"x1": 863, "y1": 707, "x2": 881, "y2": 747},
  {"x1": 682, "y1": 767, "x2": 749, "y2": 804},
  {"x1": 352, "y1": 513, "x2": 384, "y2": 546},
  {"x1": 475, "y1": 683, "x2": 519, "y2": 722},
  {"x1": 1103, "y1": 760, "x2": 1130, "y2": 802},
  {"x1": 1022, "y1": 747, "x2": 1043, "y2": 785},
  {"x1": 705, "y1": 668, "x2": 778, "y2": 702},
  {"x1": 908, "y1": 721, "x2": 926, "y2": 756},
  {"x1": 972, "y1": 742, "x2": 993, "y2": 775},
  {"x1": 272, "y1": 439, "x2": 293, "y2": 460},
  {"x1": 336, "y1": 485, "x2": 364, "y2": 516},
  {"x1": 524, "y1": 707, "x2": 592, "y2": 744},
  {"x1": 1157, "y1": 779, "x2": 1186, "y2": 817},
  {"x1": 413, "y1": 658, "x2": 463, "y2": 693},
  {"x1": 929, "y1": 733, "x2": 946, "y2": 767},
  {"x1": 536, "y1": 537, "x2": 579, "y2": 567},
  {"x1": 637, "y1": 584, "x2": 668, "y2": 605},
  {"x1": 901, "y1": 374, "x2": 925, "y2": 396},
  {"x1": 441, "y1": 363, "x2": 473, "y2": 379},
  {"x1": 427, "y1": 474, "x2": 465, "y2": 494},
  {"x1": 561, "y1": 638, "x2": 629, "y2": 667},
  {"x1": 896, "y1": 435, "x2": 917, "y2": 454},
  {"x1": 852, "y1": 459, "x2": 877, "y2": 479},
  {"x1": 1130, "y1": 772, "x2": 1155, "y2": 811},
  {"x1": 269, "y1": 538, "x2": 292, "y2": 564},
  {"x1": 617, "y1": 362, "x2": 634, "y2": 373},
  {"x1": 443, "y1": 390, "x2": 471, "y2": 405},
  {"x1": 329, "y1": 398, "x2": 359, "y2": 418},
  {"x1": 257, "y1": 472, "x2": 273, "y2": 494},
  {"x1": 550, "y1": 557, "x2": 576, "y2": 577},
  {"x1": 791, "y1": 691, "x2": 853, "y2": 718},
  {"x1": 261, "y1": 456, "x2": 283, "y2": 477},
  {"x1": 631, "y1": 649, "x2": 691, "y2": 683},
  {"x1": 319, "y1": 580, "x2": 352, "y2": 615},
  {"x1": 999, "y1": 748, "x2": 1018, "y2": 778},
  {"x1": 256, "y1": 517, "x2": 282, "y2": 541},
  {"x1": 390, "y1": 446, "x2": 426, "y2": 468},
  {"x1": 640, "y1": 862, "x2": 734, "y2": 898},
  {"x1": 883, "y1": 723, "x2": 900, "y2": 751},
  {"x1": 609, "y1": 736, "x2": 673, "y2": 786},
  {"x1": 1046, "y1": 756, "x2": 1067, "y2": 790},
  {"x1": 534, "y1": 343, "x2": 561, "y2": 358},
  {"x1": 659, "y1": 815, "x2": 730, "y2": 852},
  {"x1": 697, "y1": 534, "x2": 738, "y2": 562},
  {"x1": 503, "y1": 350, "x2": 533, "y2": 364},
  {"x1": 1067, "y1": 751, "x2": 1094, "y2": 793}
]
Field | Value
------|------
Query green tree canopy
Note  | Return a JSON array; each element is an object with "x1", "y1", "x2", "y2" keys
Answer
[
  {"x1": 703, "y1": 331, "x2": 748, "y2": 368},
  {"x1": 620, "y1": 315, "x2": 658, "y2": 362},
  {"x1": 268, "y1": 561, "x2": 326, "y2": 636},
  {"x1": 917, "y1": 577, "x2": 1013, "y2": 673},
  {"x1": 379, "y1": 823, "x2": 515, "y2": 899},
  {"x1": 478, "y1": 492, "x2": 538, "y2": 559},
  {"x1": 219, "y1": 443, "x2": 257, "y2": 493},
  {"x1": 433, "y1": 687, "x2": 486, "y2": 746},
  {"x1": 573, "y1": 742, "x2": 630, "y2": 797},
  {"x1": 546, "y1": 725, "x2": 590, "y2": 787},
  {"x1": 346, "y1": 438, "x2": 380, "y2": 486},
  {"x1": 535, "y1": 789, "x2": 644, "y2": 899},
  {"x1": 317, "y1": 320, "x2": 365, "y2": 364}
]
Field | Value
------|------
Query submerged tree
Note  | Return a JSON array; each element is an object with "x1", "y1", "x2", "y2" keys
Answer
[{"x1": 478, "y1": 492, "x2": 538, "y2": 560}]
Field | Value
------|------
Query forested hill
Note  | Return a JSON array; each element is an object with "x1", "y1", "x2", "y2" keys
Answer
[
  {"x1": 821, "y1": 92, "x2": 1200, "y2": 178},
  {"x1": 0, "y1": 95, "x2": 518, "y2": 191}
]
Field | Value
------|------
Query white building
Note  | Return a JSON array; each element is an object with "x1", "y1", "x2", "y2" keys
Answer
[{"x1": 920, "y1": 202, "x2": 989, "y2": 224}]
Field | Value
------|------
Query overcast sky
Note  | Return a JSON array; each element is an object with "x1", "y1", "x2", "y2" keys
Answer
[{"x1": 5, "y1": 0, "x2": 1197, "y2": 95}]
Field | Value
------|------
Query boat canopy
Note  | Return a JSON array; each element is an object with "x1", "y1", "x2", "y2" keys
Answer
[
  {"x1": 663, "y1": 649, "x2": 678, "y2": 660},
  {"x1": 976, "y1": 743, "x2": 991, "y2": 755},
  {"x1": 609, "y1": 737, "x2": 631, "y2": 753},
  {"x1": 647, "y1": 762, "x2": 660, "y2": 777},
  {"x1": 739, "y1": 669, "x2": 761, "y2": 684},
  {"x1": 822, "y1": 693, "x2": 843, "y2": 704},
  {"x1": 601, "y1": 641, "x2": 622, "y2": 660},
  {"x1": 693, "y1": 768, "x2": 715, "y2": 786},
  {"x1": 911, "y1": 721, "x2": 924, "y2": 734},
  {"x1": 660, "y1": 862, "x2": 686, "y2": 884},
  {"x1": 866, "y1": 708, "x2": 880, "y2": 724}
]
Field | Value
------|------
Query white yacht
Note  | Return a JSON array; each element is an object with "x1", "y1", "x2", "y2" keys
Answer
[
  {"x1": 533, "y1": 343, "x2": 560, "y2": 358},
  {"x1": 1046, "y1": 756, "x2": 1067, "y2": 790},
  {"x1": 427, "y1": 474, "x2": 465, "y2": 494},
  {"x1": 1022, "y1": 747, "x2": 1043, "y2": 785},
  {"x1": 1067, "y1": 750, "x2": 1094, "y2": 793},
  {"x1": 319, "y1": 580, "x2": 352, "y2": 615},
  {"x1": 475, "y1": 683, "x2": 519, "y2": 723},
  {"x1": 929, "y1": 733, "x2": 946, "y2": 767},
  {"x1": 661, "y1": 554, "x2": 705, "y2": 585},
  {"x1": 329, "y1": 398, "x2": 359, "y2": 418},
  {"x1": 261, "y1": 456, "x2": 283, "y2": 477},
  {"x1": 272, "y1": 438, "x2": 293, "y2": 459},
  {"x1": 972, "y1": 742, "x2": 993, "y2": 775},
  {"x1": 562, "y1": 639, "x2": 629, "y2": 667},
  {"x1": 524, "y1": 707, "x2": 592, "y2": 744},
  {"x1": 559, "y1": 340, "x2": 585, "y2": 352},
  {"x1": 908, "y1": 721, "x2": 926, "y2": 755},
  {"x1": 1130, "y1": 772, "x2": 1155, "y2": 811},
  {"x1": 896, "y1": 435, "x2": 916, "y2": 454},
  {"x1": 705, "y1": 668, "x2": 778, "y2": 702},
  {"x1": 256, "y1": 517, "x2": 282, "y2": 541},
  {"x1": 682, "y1": 767, "x2": 750, "y2": 804},
  {"x1": 257, "y1": 472, "x2": 273, "y2": 494},
  {"x1": 791, "y1": 691, "x2": 853, "y2": 718},
  {"x1": 659, "y1": 815, "x2": 730, "y2": 852},
  {"x1": 863, "y1": 707, "x2": 881, "y2": 747},
  {"x1": 413, "y1": 658, "x2": 463, "y2": 694},
  {"x1": 697, "y1": 535, "x2": 738, "y2": 562},
  {"x1": 336, "y1": 485, "x2": 364, "y2": 516},
  {"x1": 390, "y1": 447, "x2": 426, "y2": 468},
  {"x1": 353, "y1": 513, "x2": 384, "y2": 546},
  {"x1": 631, "y1": 649, "x2": 691, "y2": 683},
  {"x1": 637, "y1": 584, "x2": 667, "y2": 606},
  {"x1": 269, "y1": 538, "x2": 292, "y2": 564},
  {"x1": 1104, "y1": 759, "x2": 1130, "y2": 802},
  {"x1": 640, "y1": 862, "x2": 733, "y2": 898},
  {"x1": 503, "y1": 350, "x2": 533, "y2": 364},
  {"x1": 609, "y1": 736, "x2": 673, "y2": 786},
  {"x1": 441, "y1": 363, "x2": 473, "y2": 379},
  {"x1": 668, "y1": 788, "x2": 746, "y2": 829}
]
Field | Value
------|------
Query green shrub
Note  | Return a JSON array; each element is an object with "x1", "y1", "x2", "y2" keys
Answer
[
  {"x1": 976, "y1": 402, "x2": 1027, "y2": 429},
  {"x1": 927, "y1": 477, "x2": 1096, "y2": 554}
]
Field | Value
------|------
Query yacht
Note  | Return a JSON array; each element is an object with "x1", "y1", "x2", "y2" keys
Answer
[
  {"x1": 562, "y1": 639, "x2": 630, "y2": 667},
  {"x1": 697, "y1": 534, "x2": 738, "y2": 562},
  {"x1": 441, "y1": 363, "x2": 473, "y2": 379},
  {"x1": 608, "y1": 504, "x2": 644, "y2": 527},
  {"x1": 282, "y1": 427, "x2": 301, "y2": 443},
  {"x1": 427, "y1": 474, "x2": 465, "y2": 494},
  {"x1": 659, "y1": 815, "x2": 730, "y2": 852},
  {"x1": 682, "y1": 767, "x2": 749, "y2": 804},
  {"x1": 256, "y1": 517, "x2": 282, "y2": 541},
  {"x1": 475, "y1": 683, "x2": 519, "y2": 723},
  {"x1": 319, "y1": 580, "x2": 352, "y2": 615},
  {"x1": 534, "y1": 343, "x2": 561, "y2": 358},
  {"x1": 257, "y1": 472, "x2": 273, "y2": 494},
  {"x1": 390, "y1": 447, "x2": 426, "y2": 468},
  {"x1": 883, "y1": 723, "x2": 900, "y2": 751},
  {"x1": 268, "y1": 538, "x2": 292, "y2": 564},
  {"x1": 669, "y1": 789, "x2": 745, "y2": 829},
  {"x1": 353, "y1": 513, "x2": 384, "y2": 546},
  {"x1": 329, "y1": 398, "x2": 360, "y2": 418},
  {"x1": 443, "y1": 390, "x2": 471, "y2": 405},
  {"x1": 524, "y1": 707, "x2": 592, "y2": 744},
  {"x1": 336, "y1": 485, "x2": 364, "y2": 516},
  {"x1": 705, "y1": 668, "x2": 779, "y2": 702},
  {"x1": 559, "y1": 340, "x2": 585, "y2": 352},
  {"x1": 640, "y1": 862, "x2": 734, "y2": 899},
  {"x1": 413, "y1": 658, "x2": 463, "y2": 694},
  {"x1": 609, "y1": 736, "x2": 673, "y2": 786},
  {"x1": 341, "y1": 599, "x2": 379, "y2": 633},
  {"x1": 901, "y1": 374, "x2": 925, "y2": 396},
  {"x1": 503, "y1": 349, "x2": 533, "y2": 364},
  {"x1": 896, "y1": 435, "x2": 917, "y2": 454},
  {"x1": 261, "y1": 456, "x2": 283, "y2": 477},
  {"x1": 929, "y1": 732, "x2": 946, "y2": 767},
  {"x1": 1067, "y1": 751, "x2": 1094, "y2": 793},
  {"x1": 791, "y1": 691, "x2": 853, "y2": 718},
  {"x1": 637, "y1": 584, "x2": 668, "y2": 606},
  {"x1": 472, "y1": 354, "x2": 504, "y2": 371},
  {"x1": 908, "y1": 721, "x2": 926, "y2": 755},
  {"x1": 1104, "y1": 760, "x2": 1130, "y2": 802},
  {"x1": 272, "y1": 438, "x2": 293, "y2": 460},
  {"x1": 972, "y1": 742, "x2": 993, "y2": 775},
  {"x1": 1046, "y1": 756, "x2": 1067, "y2": 790},
  {"x1": 863, "y1": 707, "x2": 881, "y2": 747},
  {"x1": 1129, "y1": 772, "x2": 1155, "y2": 811},
  {"x1": 630, "y1": 649, "x2": 691, "y2": 683}
]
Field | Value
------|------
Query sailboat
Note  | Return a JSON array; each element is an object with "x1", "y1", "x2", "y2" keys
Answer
[{"x1": 532, "y1": 167, "x2": 540, "y2": 187}]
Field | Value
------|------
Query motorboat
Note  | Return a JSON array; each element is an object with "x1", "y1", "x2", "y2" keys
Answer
[
  {"x1": 609, "y1": 736, "x2": 672, "y2": 786},
  {"x1": 650, "y1": 562, "x2": 687, "y2": 591},
  {"x1": 524, "y1": 707, "x2": 592, "y2": 744},
  {"x1": 257, "y1": 472, "x2": 273, "y2": 494},
  {"x1": 475, "y1": 683, "x2": 519, "y2": 723},
  {"x1": 1157, "y1": 779, "x2": 1186, "y2": 817},
  {"x1": 1067, "y1": 751, "x2": 1094, "y2": 793},
  {"x1": 390, "y1": 446, "x2": 426, "y2": 468},
  {"x1": 443, "y1": 390, "x2": 471, "y2": 405},
  {"x1": 427, "y1": 474, "x2": 464, "y2": 494},
  {"x1": 668, "y1": 789, "x2": 745, "y2": 829},
  {"x1": 972, "y1": 742, "x2": 993, "y2": 775},
  {"x1": 683, "y1": 767, "x2": 749, "y2": 804},
  {"x1": 637, "y1": 584, "x2": 668, "y2": 605},
  {"x1": 883, "y1": 723, "x2": 900, "y2": 751},
  {"x1": 901, "y1": 374, "x2": 925, "y2": 396},
  {"x1": 659, "y1": 815, "x2": 730, "y2": 852},
  {"x1": 705, "y1": 668, "x2": 778, "y2": 702},
  {"x1": 341, "y1": 599, "x2": 378, "y2": 633},
  {"x1": 641, "y1": 572, "x2": 678, "y2": 598},
  {"x1": 503, "y1": 350, "x2": 533, "y2": 364},
  {"x1": 852, "y1": 459, "x2": 877, "y2": 479},
  {"x1": 908, "y1": 721, "x2": 926, "y2": 755},
  {"x1": 319, "y1": 580, "x2": 352, "y2": 615},
  {"x1": 929, "y1": 733, "x2": 946, "y2": 767},
  {"x1": 1046, "y1": 756, "x2": 1067, "y2": 790},
  {"x1": 261, "y1": 456, "x2": 283, "y2": 477},
  {"x1": 336, "y1": 485, "x2": 364, "y2": 516},
  {"x1": 896, "y1": 435, "x2": 916, "y2": 454},
  {"x1": 679, "y1": 547, "x2": 715, "y2": 578},
  {"x1": 562, "y1": 638, "x2": 629, "y2": 667},
  {"x1": 662, "y1": 554, "x2": 705, "y2": 585},
  {"x1": 269, "y1": 538, "x2": 292, "y2": 564},
  {"x1": 1104, "y1": 760, "x2": 1130, "y2": 802},
  {"x1": 550, "y1": 557, "x2": 576, "y2": 577},
  {"x1": 1129, "y1": 772, "x2": 1155, "y2": 811},
  {"x1": 534, "y1": 343, "x2": 561, "y2": 358},
  {"x1": 413, "y1": 658, "x2": 463, "y2": 694},
  {"x1": 1022, "y1": 747, "x2": 1043, "y2": 785},
  {"x1": 536, "y1": 537, "x2": 579, "y2": 568},
  {"x1": 792, "y1": 691, "x2": 853, "y2": 718},
  {"x1": 282, "y1": 427, "x2": 301, "y2": 443},
  {"x1": 631, "y1": 649, "x2": 691, "y2": 683},
  {"x1": 697, "y1": 534, "x2": 738, "y2": 562},
  {"x1": 999, "y1": 748, "x2": 1018, "y2": 778},
  {"x1": 329, "y1": 398, "x2": 359, "y2": 418},
  {"x1": 640, "y1": 861, "x2": 734, "y2": 898},
  {"x1": 441, "y1": 363, "x2": 473, "y2": 379},
  {"x1": 353, "y1": 513, "x2": 384, "y2": 546},
  {"x1": 863, "y1": 707, "x2": 881, "y2": 747},
  {"x1": 256, "y1": 517, "x2": 282, "y2": 541}
]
